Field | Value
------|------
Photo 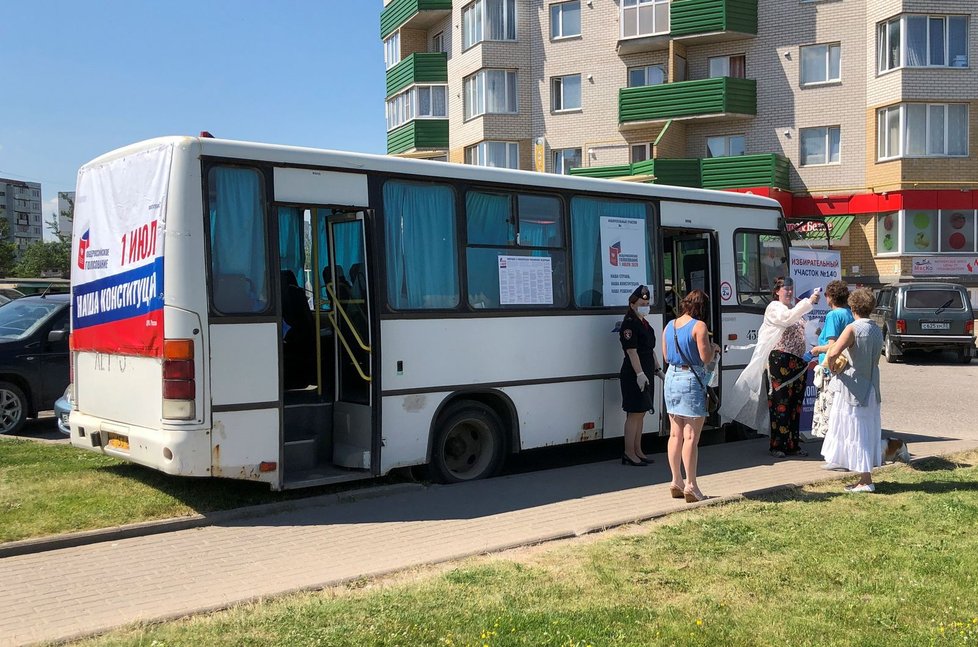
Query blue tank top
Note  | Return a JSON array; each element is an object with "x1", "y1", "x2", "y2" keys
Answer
[{"x1": 666, "y1": 319, "x2": 703, "y2": 367}]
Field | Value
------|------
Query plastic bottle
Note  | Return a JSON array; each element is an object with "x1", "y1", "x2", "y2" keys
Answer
[{"x1": 704, "y1": 350, "x2": 720, "y2": 387}]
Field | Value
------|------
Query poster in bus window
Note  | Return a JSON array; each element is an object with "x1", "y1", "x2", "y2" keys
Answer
[
  {"x1": 70, "y1": 144, "x2": 172, "y2": 357},
  {"x1": 788, "y1": 247, "x2": 841, "y2": 439},
  {"x1": 599, "y1": 216, "x2": 648, "y2": 307},
  {"x1": 498, "y1": 255, "x2": 554, "y2": 305}
]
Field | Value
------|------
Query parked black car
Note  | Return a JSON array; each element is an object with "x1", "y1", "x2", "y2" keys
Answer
[
  {"x1": 0, "y1": 293, "x2": 70, "y2": 434},
  {"x1": 872, "y1": 282, "x2": 976, "y2": 364}
]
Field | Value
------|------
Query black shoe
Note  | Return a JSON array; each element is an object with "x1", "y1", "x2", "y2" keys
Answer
[
  {"x1": 639, "y1": 456, "x2": 654, "y2": 464},
  {"x1": 622, "y1": 454, "x2": 647, "y2": 467}
]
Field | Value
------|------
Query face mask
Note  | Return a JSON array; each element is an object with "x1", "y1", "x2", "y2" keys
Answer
[{"x1": 637, "y1": 305, "x2": 651, "y2": 316}]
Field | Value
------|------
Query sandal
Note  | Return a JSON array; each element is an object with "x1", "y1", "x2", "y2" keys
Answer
[
  {"x1": 684, "y1": 485, "x2": 709, "y2": 503},
  {"x1": 669, "y1": 485, "x2": 685, "y2": 499}
]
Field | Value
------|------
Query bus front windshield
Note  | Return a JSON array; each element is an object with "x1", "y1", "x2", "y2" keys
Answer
[{"x1": 734, "y1": 232, "x2": 788, "y2": 306}]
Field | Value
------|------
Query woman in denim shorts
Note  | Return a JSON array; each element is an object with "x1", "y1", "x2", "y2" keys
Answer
[{"x1": 662, "y1": 289, "x2": 719, "y2": 502}]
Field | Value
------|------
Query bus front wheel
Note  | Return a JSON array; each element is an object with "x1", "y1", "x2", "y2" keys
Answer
[{"x1": 431, "y1": 401, "x2": 506, "y2": 483}]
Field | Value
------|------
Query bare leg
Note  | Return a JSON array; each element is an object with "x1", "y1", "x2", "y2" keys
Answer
[
  {"x1": 856, "y1": 472, "x2": 872, "y2": 486},
  {"x1": 623, "y1": 413, "x2": 644, "y2": 462},
  {"x1": 682, "y1": 416, "x2": 706, "y2": 490},
  {"x1": 667, "y1": 415, "x2": 684, "y2": 488}
]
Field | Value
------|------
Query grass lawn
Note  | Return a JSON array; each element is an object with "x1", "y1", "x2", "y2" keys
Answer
[
  {"x1": 73, "y1": 451, "x2": 978, "y2": 647},
  {"x1": 0, "y1": 438, "x2": 400, "y2": 543}
]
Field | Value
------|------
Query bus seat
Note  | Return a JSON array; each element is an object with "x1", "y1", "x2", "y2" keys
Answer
[
  {"x1": 214, "y1": 274, "x2": 258, "y2": 312},
  {"x1": 349, "y1": 263, "x2": 366, "y2": 299}
]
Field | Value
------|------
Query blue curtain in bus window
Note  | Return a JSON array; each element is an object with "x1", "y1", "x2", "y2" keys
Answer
[
  {"x1": 208, "y1": 166, "x2": 269, "y2": 313},
  {"x1": 570, "y1": 197, "x2": 647, "y2": 307},
  {"x1": 383, "y1": 181, "x2": 459, "y2": 309},
  {"x1": 278, "y1": 207, "x2": 304, "y2": 289},
  {"x1": 332, "y1": 221, "x2": 365, "y2": 299},
  {"x1": 517, "y1": 194, "x2": 563, "y2": 247},
  {"x1": 317, "y1": 210, "x2": 332, "y2": 310},
  {"x1": 466, "y1": 192, "x2": 514, "y2": 245}
]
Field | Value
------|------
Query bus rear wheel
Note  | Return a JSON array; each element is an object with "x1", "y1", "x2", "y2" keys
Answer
[{"x1": 431, "y1": 401, "x2": 506, "y2": 483}]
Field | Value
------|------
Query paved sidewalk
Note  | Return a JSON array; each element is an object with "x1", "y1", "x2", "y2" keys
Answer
[{"x1": 2, "y1": 434, "x2": 976, "y2": 647}]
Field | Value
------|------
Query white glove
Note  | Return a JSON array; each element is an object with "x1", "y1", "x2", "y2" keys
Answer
[{"x1": 636, "y1": 372, "x2": 649, "y2": 391}]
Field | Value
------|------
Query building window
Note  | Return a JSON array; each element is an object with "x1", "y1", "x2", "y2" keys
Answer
[
  {"x1": 464, "y1": 69, "x2": 518, "y2": 120},
  {"x1": 551, "y1": 74, "x2": 582, "y2": 112},
  {"x1": 621, "y1": 0, "x2": 669, "y2": 39},
  {"x1": 627, "y1": 64, "x2": 665, "y2": 87},
  {"x1": 878, "y1": 15, "x2": 969, "y2": 73},
  {"x1": 708, "y1": 55, "x2": 746, "y2": 78},
  {"x1": 877, "y1": 103, "x2": 968, "y2": 160},
  {"x1": 706, "y1": 135, "x2": 745, "y2": 158},
  {"x1": 431, "y1": 31, "x2": 445, "y2": 53},
  {"x1": 384, "y1": 32, "x2": 400, "y2": 70},
  {"x1": 800, "y1": 127, "x2": 840, "y2": 166},
  {"x1": 465, "y1": 141, "x2": 520, "y2": 169},
  {"x1": 386, "y1": 85, "x2": 448, "y2": 131},
  {"x1": 462, "y1": 0, "x2": 517, "y2": 50},
  {"x1": 630, "y1": 143, "x2": 652, "y2": 162},
  {"x1": 553, "y1": 148, "x2": 582, "y2": 174},
  {"x1": 550, "y1": 1, "x2": 581, "y2": 39},
  {"x1": 876, "y1": 210, "x2": 978, "y2": 255},
  {"x1": 800, "y1": 43, "x2": 841, "y2": 85}
]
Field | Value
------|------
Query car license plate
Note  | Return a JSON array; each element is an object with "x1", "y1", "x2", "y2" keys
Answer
[
  {"x1": 60, "y1": 413, "x2": 69, "y2": 426},
  {"x1": 921, "y1": 321, "x2": 950, "y2": 330}
]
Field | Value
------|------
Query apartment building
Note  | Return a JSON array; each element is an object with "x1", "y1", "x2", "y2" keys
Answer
[
  {"x1": 0, "y1": 177, "x2": 44, "y2": 254},
  {"x1": 380, "y1": 0, "x2": 978, "y2": 287}
]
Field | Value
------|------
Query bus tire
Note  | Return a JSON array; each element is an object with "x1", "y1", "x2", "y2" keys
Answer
[
  {"x1": 430, "y1": 401, "x2": 506, "y2": 484},
  {"x1": 0, "y1": 381, "x2": 28, "y2": 435}
]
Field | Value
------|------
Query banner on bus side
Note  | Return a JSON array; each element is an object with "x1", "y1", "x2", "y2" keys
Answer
[
  {"x1": 599, "y1": 216, "x2": 648, "y2": 307},
  {"x1": 70, "y1": 143, "x2": 173, "y2": 357}
]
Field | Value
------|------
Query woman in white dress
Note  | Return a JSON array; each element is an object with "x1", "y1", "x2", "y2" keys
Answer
[{"x1": 821, "y1": 288, "x2": 884, "y2": 492}]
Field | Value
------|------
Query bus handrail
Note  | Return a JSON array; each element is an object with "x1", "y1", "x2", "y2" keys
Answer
[
  {"x1": 327, "y1": 312, "x2": 371, "y2": 383},
  {"x1": 324, "y1": 282, "x2": 371, "y2": 352}
]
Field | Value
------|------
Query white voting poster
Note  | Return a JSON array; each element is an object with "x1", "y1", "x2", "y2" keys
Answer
[
  {"x1": 599, "y1": 216, "x2": 648, "y2": 306},
  {"x1": 498, "y1": 255, "x2": 554, "y2": 305}
]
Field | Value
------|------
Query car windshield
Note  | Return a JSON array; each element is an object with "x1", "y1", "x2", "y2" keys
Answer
[
  {"x1": 904, "y1": 290, "x2": 964, "y2": 310},
  {"x1": 0, "y1": 299, "x2": 64, "y2": 340}
]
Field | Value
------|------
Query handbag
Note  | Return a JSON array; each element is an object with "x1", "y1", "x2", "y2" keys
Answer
[{"x1": 672, "y1": 322, "x2": 719, "y2": 414}]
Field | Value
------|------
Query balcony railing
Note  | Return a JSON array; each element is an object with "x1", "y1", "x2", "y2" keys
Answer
[
  {"x1": 386, "y1": 52, "x2": 448, "y2": 98},
  {"x1": 619, "y1": 77, "x2": 756, "y2": 125},
  {"x1": 569, "y1": 154, "x2": 789, "y2": 190},
  {"x1": 670, "y1": 0, "x2": 757, "y2": 42},
  {"x1": 380, "y1": 0, "x2": 452, "y2": 39},
  {"x1": 387, "y1": 119, "x2": 449, "y2": 155}
]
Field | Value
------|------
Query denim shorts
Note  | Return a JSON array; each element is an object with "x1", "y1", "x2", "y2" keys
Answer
[{"x1": 664, "y1": 365, "x2": 708, "y2": 418}]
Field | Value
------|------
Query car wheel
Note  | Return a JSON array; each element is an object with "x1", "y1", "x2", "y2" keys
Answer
[
  {"x1": 430, "y1": 401, "x2": 507, "y2": 484},
  {"x1": 0, "y1": 381, "x2": 28, "y2": 435},
  {"x1": 961, "y1": 348, "x2": 973, "y2": 365},
  {"x1": 883, "y1": 332, "x2": 899, "y2": 364}
]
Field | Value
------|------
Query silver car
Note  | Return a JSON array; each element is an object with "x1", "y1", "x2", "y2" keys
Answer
[{"x1": 54, "y1": 386, "x2": 72, "y2": 435}]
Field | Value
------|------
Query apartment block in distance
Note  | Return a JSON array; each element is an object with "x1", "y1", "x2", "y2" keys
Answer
[
  {"x1": 0, "y1": 177, "x2": 44, "y2": 254},
  {"x1": 380, "y1": 0, "x2": 978, "y2": 289}
]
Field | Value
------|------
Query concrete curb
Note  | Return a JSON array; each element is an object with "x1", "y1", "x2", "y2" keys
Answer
[{"x1": 0, "y1": 481, "x2": 422, "y2": 559}]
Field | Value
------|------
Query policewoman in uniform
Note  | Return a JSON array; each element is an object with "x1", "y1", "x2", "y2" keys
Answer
[{"x1": 619, "y1": 284, "x2": 663, "y2": 466}]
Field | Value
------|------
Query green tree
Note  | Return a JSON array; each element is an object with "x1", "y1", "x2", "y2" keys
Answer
[
  {"x1": 14, "y1": 241, "x2": 70, "y2": 278},
  {"x1": 0, "y1": 219, "x2": 18, "y2": 278}
]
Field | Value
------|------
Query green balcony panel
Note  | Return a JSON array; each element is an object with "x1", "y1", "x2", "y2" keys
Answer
[
  {"x1": 568, "y1": 165, "x2": 634, "y2": 179},
  {"x1": 387, "y1": 119, "x2": 449, "y2": 155},
  {"x1": 670, "y1": 0, "x2": 758, "y2": 37},
  {"x1": 701, "y1": 153, "x2": 789, "y2": 190},
  {"x1": 649, "y1": 159, "x2": 702, "y2": 187},
  {"x1": 381, "y1": 0, "x2": 452, "y2": 39},
  {"x1": 386, "y1": 53, "x2": 448, "y2": 97},
  {"x1": 620, "y1": 77, "x2": 756, "y2": 123}
]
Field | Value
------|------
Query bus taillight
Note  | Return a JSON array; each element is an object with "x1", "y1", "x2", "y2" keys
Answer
[{"x1": 163, "y1": 339, "x2": 196, "y2": 420}]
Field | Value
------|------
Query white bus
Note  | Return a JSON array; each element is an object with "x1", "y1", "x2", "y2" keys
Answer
[{"x1": 68, "y1": 136, "x2": 789, "y2": 489}]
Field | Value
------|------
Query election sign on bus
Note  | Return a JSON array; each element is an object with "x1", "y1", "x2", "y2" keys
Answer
[
  {"x1": 599, "y1": 216, "x2": 648, "y2": 306},
  {"x1": 70, "y1": 144, "x2": 172, "y2": 357},
  {"x1": 789, "y1": 247, "x2": 842, "y2": 438}
]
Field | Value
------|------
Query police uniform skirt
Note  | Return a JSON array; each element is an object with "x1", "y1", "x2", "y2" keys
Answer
[{"x1": 620, "y1": 359, "x2": 654, "y2": 413}]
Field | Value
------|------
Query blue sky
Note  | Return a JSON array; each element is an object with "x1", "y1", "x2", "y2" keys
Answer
[{"x1": 0, "y1": 1, "x2": 387, "y2": 238}]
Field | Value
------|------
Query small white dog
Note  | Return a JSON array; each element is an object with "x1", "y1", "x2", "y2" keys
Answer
[{"x1": 882, "y1": 437, "x2": 911, "y2": 464}]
